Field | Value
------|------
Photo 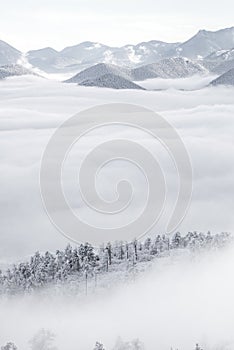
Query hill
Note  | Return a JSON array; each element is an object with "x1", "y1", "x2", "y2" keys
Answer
[
  {"x1": 130, "y1": 57, "x2": 207, "y2": 80},
  {"x1": 0, "y1": 40, "x2": 21, "y2": 66},
  {"x1": 79, "y1": 73, "x2": 145, "y2": 90},
  {"x1": 0, "y1": 64, "x2": 37, "y2": 80},
  {"x1": 64, "y1": 63, "x2": 132, "y2": 83},
  {"x1": 210, "y1": 68, "x2": 234, "y2": 86},
  {"x1": 170, "y1": 27, "x2": 234, "y2": 59}
]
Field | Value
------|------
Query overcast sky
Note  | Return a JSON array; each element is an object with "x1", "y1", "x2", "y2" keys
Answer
[{"x1": 1, "y1": 0, "x2": 234, "y2": 51}]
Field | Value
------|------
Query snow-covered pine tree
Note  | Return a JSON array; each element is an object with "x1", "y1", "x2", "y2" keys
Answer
[
  {"x1": 0, "y1": 232, "x2": 231, "y2": 295},
  {"x1": 93, "y1": 342, "x2": 105, "y2": 350},
  {"x1": 1, "y1": 343, "x2": 17, "y2": 350},
  {"x1": 29, "y1": 329, "x2": 56, "y2": 350}
]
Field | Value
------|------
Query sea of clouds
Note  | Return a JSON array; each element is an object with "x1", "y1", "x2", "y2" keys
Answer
[
  {"x1": 0, "y1": 74, "x2": 234, "y2": 349},
  {"x1": 0, "y1": 75, "x2": 233, "y2": 260},
  {"x1": 1, "y1": 245, "x2": 234, "y2": 350}
]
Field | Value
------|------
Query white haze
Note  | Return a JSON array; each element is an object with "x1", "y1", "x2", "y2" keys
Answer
[
  {"x1": 137, "y1": 75, "x2": 218, "y2": 91},
  {"x1": 0, "y1": 75, "x2": 234, "y2": 260},
  {"x1": 1, "y1": 245, "x2": 234, "y2": 349},
  {"x1": 1, "y1": 0, "x2": 234, "y2": 51}
]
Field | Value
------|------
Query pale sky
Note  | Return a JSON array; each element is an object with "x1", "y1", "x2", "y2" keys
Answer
[{"x1": 1, "y1": 0, "x2": 234, "y2": 52}]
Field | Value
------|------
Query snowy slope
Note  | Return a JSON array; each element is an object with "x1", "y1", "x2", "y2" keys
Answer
[
  {"x1": 197, "y1": 59, "x2": 220, "y2": 72},
  {"x1": 59, "y1": 41, "x2": 113, "y2": 66},
  {"x1": 109, "y1": 41, "x2": 179, "y2": 66},
  {"x1": 27, "y1": 42, "x2": 117, "y2": 72},
  {"x1": 65, "y1": 59, "x2": 208, "y2": 87},
  {"x1": 24, "y1": 27, "x2": 234, "y2": 72},
  {"x1": 64, "y1": 63, "x2": 132, "y2": 83},
  {"x1": 0, "y1": 232, "x2": 230, "y2": 296},
  {"x1": 27, "y1": 41, "x2": 179, "y2": 72},
  {"x1": 169, "y1": 27, "x2": 234, "y2": 59},
  {"x1": 211, "y1": 58, "x2": 234, "y2": 75},
  {"x1": 79, "y1": 73, "x2": 145, "y2": 90},
  {"x1": 206, "y1": 48, "x2": 234, "y2": 62},
  {"x1": 26, "y1": 47, "x2": 59, "y2": 72},
  {"x1": 210, "y1": 68, "x2": 234, "y2": 86},
  {"x1": 0, "y1": 64, "x2": 38, "y2": 80},
  {"x1": 0, "y1": 40, "x2": 21, "y2": 66},
  {"x1": 132, "y1": 57, "x2": 208, "y2": 80}
]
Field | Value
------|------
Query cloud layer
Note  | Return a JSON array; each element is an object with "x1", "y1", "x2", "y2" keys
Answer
[
  {"x1": 1, "y1": 245, "x2": 234, "y2": 350},
  {"x1": 0, "y1": 76, "x2": 234, "y2": 260}
]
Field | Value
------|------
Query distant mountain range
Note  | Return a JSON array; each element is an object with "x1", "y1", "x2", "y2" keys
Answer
[
  {"x1": 1, "y1": 27, "x2": 234, "y2": 73},
  {"x1": 1, "y1": 27, "x2": 234, "y2": 88},
  {"x1": 206, "y1": 48, "x2": 234, "y2": 61},
  {"x1": 26, "y1": 27, "x2": 234, "y2": 73}
]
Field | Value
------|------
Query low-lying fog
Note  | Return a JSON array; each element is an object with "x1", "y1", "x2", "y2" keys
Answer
[
  {"x1": 137, "y1": 74, "x2": 218, "y2": 90},
  {"x1": 0, "y1": 75, "x2": 233, "y2": 260},
  {"x1": 0, "y1": 73, "x2": 234, "y2": 349},
  {"x1": 1, "y1": 245, "x2": 234, "y2": 350}
]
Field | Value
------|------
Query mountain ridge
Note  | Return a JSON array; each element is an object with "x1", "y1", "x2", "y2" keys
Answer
[
  {"x1": 0, "y1": 39, "x2": 21, "y2": 66},
  {"x1": 64, "y1": 59, "x2": 209, "y2": 89},
  {"x1": 210, "y1": 68, "x2": 234, "y2": 86},
  {"x1": 79, "y1": 73, "x2": 145, "y2": 90},
  {"x1": 2, "y1": 27, "x2": 234, "y2": 81},
  {"x1": 24, "y1": 27, "x2": 234, "y2": 72}
]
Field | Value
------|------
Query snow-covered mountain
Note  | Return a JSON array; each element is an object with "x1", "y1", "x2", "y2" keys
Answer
[
  {"x1": 64, "y1": 63, "x2": 146, "y2": 89},
  {"x1": 26, "y1": 47, "x2": 59, "y2": 72},
  {"x1": 170, "y1": 27, "x2": 234, "y2": 59},
  {"x1": 211, "y1": 58, "x2": 234, "y2": 75},
  {"x1": 210, "y1": 68, "x2": 234, "y2": 86},
  {"x1": 59, "y1": 41, "x2": 112, "y2": 67},
  {"x1": 0, "y1": 64, "x2": 37, "y2": 80},
  {"x1": 65, "y1": 59, "x2": 208, "y2": 88},
  {"x1": 25, "y1": 27, "x2": 234, "y2": 72},
  {"x1": 27, "y1": 40, "x2": 179, "y2": 73},
  {"x1": 196, "y1": 59, "x2": 220, "y2": 72},
  {"x1": 64, "y1": 63, "x2": 132, "y2": 83},
  {"x1": 27, "y1": 42, "x2": 113, "y2": 73},
  {"x1": 79, "y1": 73, "x2": 145, "y2": 90},
  {"x1": 2, "y1": 27, "x2": 234, "y2": 79},
  {"x1": 109, "y1": 40, "x2": 179, "y2": 66},
  {"x1": 206, "y1": 48, "x2": 234, "y2": 62},
  {"x1": 0, "y1": 40, "x2": 21, "y2": 66},
  {"x1": 132, "y1": 57, "x2": 208, "y2": 80}
]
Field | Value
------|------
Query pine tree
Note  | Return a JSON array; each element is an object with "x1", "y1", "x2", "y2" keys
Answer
[
  {"x1": 106, "y1": 242, "x2": 112, "y2": 266},
  {"x1": 93, "y1": 342, "x2": 105, "y2": 350},
  {"x1": 1, "y1": 343, "x2": 17, "y2": 350},
  {"x1": 29, "y1": 329, "x2": 56, "y2": 350},
  {"x1": 0, "y1": 232, "x2": 230, "y2": 295}
]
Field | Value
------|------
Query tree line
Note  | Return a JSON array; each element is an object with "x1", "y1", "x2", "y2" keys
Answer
[
  {"x1": 1, "y1": 329, "x2": 204, "y2": 350},
  {"x1": 0, "y1": 231, "x2": 230, "y2": 295}
]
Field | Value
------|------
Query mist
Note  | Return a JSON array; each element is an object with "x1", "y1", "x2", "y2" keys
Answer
[
  {"x1": 137, "y1": 75, "x2": 218, "y2": 91},
  {"x1": 1, "y1": 244, "x2": 234, "y2": 350},
  {"x1": 0, "y1": 76, "x2": 234, "y2": 260}
]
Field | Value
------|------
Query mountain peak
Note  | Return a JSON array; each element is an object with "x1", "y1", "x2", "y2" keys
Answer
[{"x1": 0, "y1": 40, "x2": 21, "y2": 66}]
